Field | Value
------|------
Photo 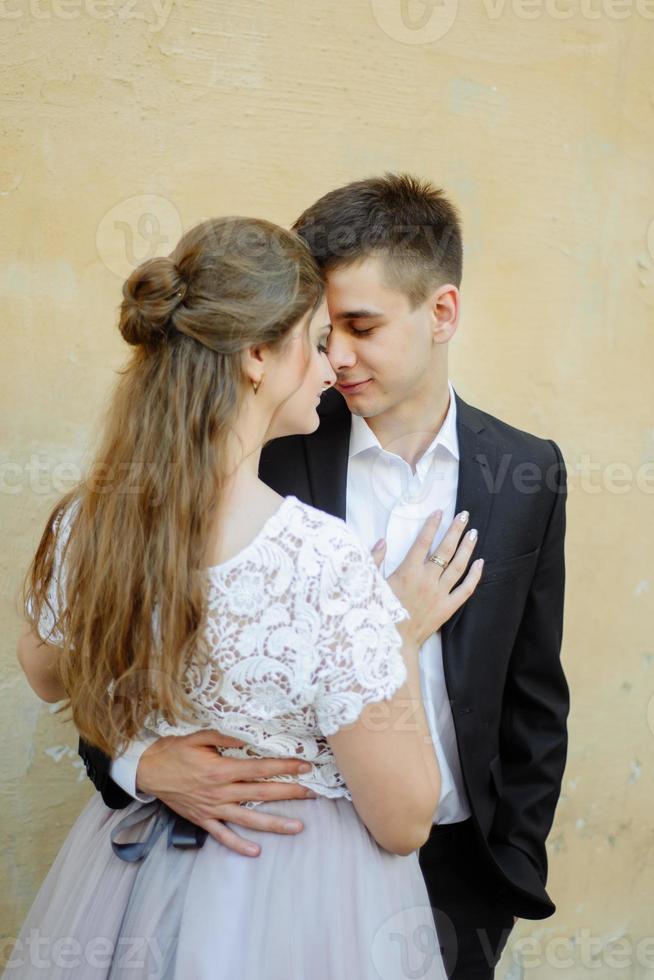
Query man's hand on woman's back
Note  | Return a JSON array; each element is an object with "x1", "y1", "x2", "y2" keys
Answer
[{"x1": 137, "y1": 730, "x2": 318, "y2": 857}]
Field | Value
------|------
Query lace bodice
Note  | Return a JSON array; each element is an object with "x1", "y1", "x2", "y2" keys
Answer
[{"x1": 35, "y1": 495, "x2": 410, "y2": 805}]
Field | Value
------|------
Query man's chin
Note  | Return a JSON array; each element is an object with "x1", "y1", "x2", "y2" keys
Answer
[
  {"x1": 349, "y1": 400, "x2": 380, "y2": 419},
  {"x1": 334, "y1": 384, "x2": 387, "y2": 420}
]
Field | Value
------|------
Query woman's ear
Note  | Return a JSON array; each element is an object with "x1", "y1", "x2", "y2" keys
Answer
[{"x1": 241, "y1": 343, "x2": 267, "y2": 386}]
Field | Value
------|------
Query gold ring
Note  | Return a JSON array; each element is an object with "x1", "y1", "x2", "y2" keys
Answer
[{"x1": 428, "y1": 553, "x2": 448, "y2": 568}]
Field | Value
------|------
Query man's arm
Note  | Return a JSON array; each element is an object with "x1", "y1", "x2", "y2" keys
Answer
[
  {"x1": 491, "y1": 439, "x2": 570, "y2": 884},
  {"x1": 79, "y1": 729, "x2": 321, "y2": 856},
  {"x1": 110, "y1": 735, "x2": 158, "y2": 801},
  {"x1": 78, "y1": 737, "x2": 137, "y2": 809}
]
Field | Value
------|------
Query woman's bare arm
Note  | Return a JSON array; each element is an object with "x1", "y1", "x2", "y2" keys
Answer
[
  {"x1": 17, "y1": 625, "x2": 67, "y2": 703},
  {"x1": 326, "y1": 623, "x2": 441, "y2": 855}
]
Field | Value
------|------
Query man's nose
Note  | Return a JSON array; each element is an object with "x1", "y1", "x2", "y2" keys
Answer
[{"x1": 326, "y1": 335, "x2": 356, "y2": 372}]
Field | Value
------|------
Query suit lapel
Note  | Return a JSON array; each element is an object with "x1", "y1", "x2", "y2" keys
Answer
[{"x1": 440, "y1": 394, "x2": 499, "y2": 646}]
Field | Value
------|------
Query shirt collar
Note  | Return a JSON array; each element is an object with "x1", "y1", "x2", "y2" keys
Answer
[{"x1": 348, "y1": 379, "x2": 459, "y2": 462}]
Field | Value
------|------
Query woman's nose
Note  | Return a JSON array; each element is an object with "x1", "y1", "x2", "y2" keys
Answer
[{"x1": 322, "y1": 361, "x2": 337, "y2": 388}]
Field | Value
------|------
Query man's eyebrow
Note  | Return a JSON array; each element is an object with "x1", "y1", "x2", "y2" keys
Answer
[{"x1": 332, "y1": 309, "x2": 383, "y2": 321}]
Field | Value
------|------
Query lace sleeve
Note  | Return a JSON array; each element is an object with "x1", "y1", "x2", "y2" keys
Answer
[
  {"x1": 26, "y1": 501, "x2": 78, "y2": 647},
  {"x1": 311, "y1": 524, "x2": 411, "y2": 737}
]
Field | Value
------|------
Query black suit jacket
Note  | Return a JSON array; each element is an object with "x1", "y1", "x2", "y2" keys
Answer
[{"x1": 79, "y1": 385, "x2": 569, "y2": 919}]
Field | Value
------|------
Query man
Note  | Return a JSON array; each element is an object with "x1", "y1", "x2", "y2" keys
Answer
[{"x1": 80, "y1": 174, "x2": 569, "y2": 979}]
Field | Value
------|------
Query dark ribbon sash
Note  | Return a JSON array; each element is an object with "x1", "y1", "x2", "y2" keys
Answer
[{"x1": 110, "y1": 801, "x2": 208, "y2": 863}]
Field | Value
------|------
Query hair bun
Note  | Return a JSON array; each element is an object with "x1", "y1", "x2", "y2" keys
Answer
[{"x1": 119, "y1": 256, "x2": 187, "y2": 348}]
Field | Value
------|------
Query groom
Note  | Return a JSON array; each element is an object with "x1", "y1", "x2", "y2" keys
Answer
[{"x1": 79, "y1": 174, "x2": 569, "y2": 979}]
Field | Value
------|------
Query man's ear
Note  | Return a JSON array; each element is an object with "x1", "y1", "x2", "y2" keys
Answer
[{"x1": 430, "y1": 283, "x2": 460, "y2": 344}]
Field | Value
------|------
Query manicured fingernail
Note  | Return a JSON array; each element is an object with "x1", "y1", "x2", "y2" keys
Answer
[
  {"x1": 458, "y1": 511, "x2": 469, "y2": 522},
  {"x1": 432, "y1": 509, "x2": 443, "y2": 519},
  {"x1": 373, "y1": 538, "x2": 385, "y2": 551},
  {"x1": 468, "y1": 528, "x2": 478, "y2": 541},
  {"x1": 476, "y1": 558, "x2": 484, "y2": 568},
  {"x1": 284, "y1": 821, "x2": 302, "y2": 831},
  {"x1": 299, "y1": 763, "x2": 312, "y2": 773},
  {"x1": 246, "y1": 844, "x2": 260, "y2": 854}
]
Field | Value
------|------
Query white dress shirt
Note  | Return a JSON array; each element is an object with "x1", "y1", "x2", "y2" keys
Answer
[
  {"x1": 345, "y1": 379, "x2": 470, "y2": 825},
  {"x1": 111, "y1": 379, "x2": 471, "y2": 823},
  {"x1": 110, "y1": 732, "x2": 158, "y2": 802}
]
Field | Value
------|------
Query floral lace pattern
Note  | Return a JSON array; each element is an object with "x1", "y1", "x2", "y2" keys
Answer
[
  {"x1": 144, "y1": 496, "x2": 410, "y2": 804},
  {"x1": 36, "y1": 495, "x2": 410, "y2": 805}
]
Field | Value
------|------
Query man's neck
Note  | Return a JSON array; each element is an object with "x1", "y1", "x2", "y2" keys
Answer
[{"x1": 363, "y1": 379, "x2": 451, "y2": 472}]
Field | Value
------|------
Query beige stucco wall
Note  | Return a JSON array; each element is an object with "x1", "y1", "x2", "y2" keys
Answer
[{"x1": 2, "y1": 1, "x2": 653, "y2": 975}]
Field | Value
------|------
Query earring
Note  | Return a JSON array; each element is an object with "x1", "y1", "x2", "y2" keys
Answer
[{"x1": 252, "y1": 375, "x2": 264, "y2": 394}]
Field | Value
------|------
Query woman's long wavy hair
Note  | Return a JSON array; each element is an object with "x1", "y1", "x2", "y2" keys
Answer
[{"x1": 23, "y1": 216, "x2": 324, "y2": 757}]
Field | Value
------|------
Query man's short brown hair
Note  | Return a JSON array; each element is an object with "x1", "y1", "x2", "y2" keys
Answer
[{"x1": 292, "y1": 173, "x2": 463, "y2": 309}]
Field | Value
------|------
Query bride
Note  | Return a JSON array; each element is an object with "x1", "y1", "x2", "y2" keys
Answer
[{"x1": 9, "y1": 216, "x2": 482, "y2": 979}]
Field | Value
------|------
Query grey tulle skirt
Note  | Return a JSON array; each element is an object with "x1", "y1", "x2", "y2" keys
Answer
[{"x1": 5, "y1": 792, "x2": 446, "y2": 979}]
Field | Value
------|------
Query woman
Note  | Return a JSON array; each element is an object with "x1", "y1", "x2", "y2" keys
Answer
[{"x1": 8, "y1": 217, "x2": 482, "y2": 979}]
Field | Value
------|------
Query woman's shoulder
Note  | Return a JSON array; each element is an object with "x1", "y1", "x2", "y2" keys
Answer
[
  {"x1": 49, "y1": 495, "x2": 83, "y2": 555},
  {"x1": 283, "y1": 496, "x2": 365, "y2": 552},
  {"x1": 284, "y1": 497, "x2": 410, "y2": 632},
  {"x1": 280, "y1": 497, "x2": 378, "y2": 586}
]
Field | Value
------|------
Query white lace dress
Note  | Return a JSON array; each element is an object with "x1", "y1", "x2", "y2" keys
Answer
[{"x1": 6, "y1": 495, "x2": 445, "y2": 980}]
